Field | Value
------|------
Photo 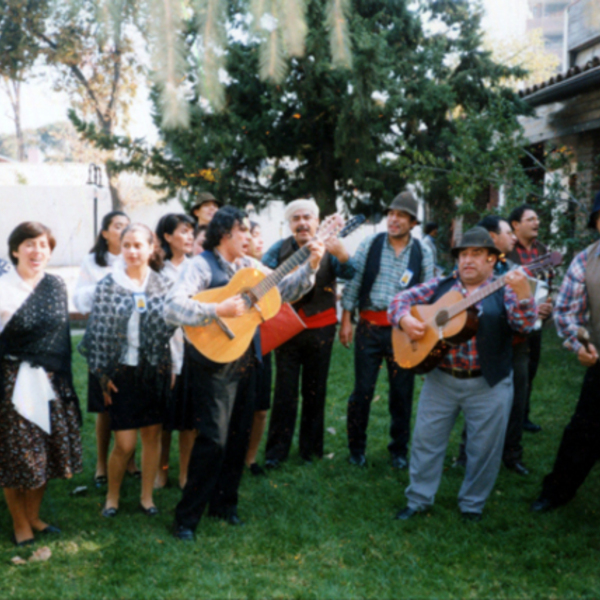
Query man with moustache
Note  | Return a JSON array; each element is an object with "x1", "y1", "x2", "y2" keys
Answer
[
  {"x1": 340, "y1": 192, "x2": 434, "y2": 469},
  {"x1": 390, "y1": 227, "x2": 536, "y2": 521},
  {"x1": 262, "y1": 199, "x2": 355, "y2": 468},
  {"x1": 164, "y1": 206, "x2": 324, "y2": 539},
  {"x1": 532, "y1": 192, "x2": 600, "y2": 513},
  {"x1": 507, "y1": 205, "x2": 553, "y2": 433}
]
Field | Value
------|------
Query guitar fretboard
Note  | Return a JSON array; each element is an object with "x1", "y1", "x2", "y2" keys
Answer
[{"x1": 252, "y1": 246, "x2": 311, "y2": 300}]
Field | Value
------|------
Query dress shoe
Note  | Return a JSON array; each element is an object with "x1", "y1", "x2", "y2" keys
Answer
[
  {"x1": 173, "y1": 523, "x2": 195, "y2": 542},
  {"x1": 101, "y1": 506, "x2": 118, "y2": 518},
  {"x1": 523, "y1": 420, "x2": 542, "y2": 433},
  {"x1": 348, "y1": 452, "x2": 366, "y2": 467},
  {"x1": 391, "y1": 454, "x2": 408, "y2": 470},
  {"x1": 210, "y1": 509, "x2": 245, "y2": 526},
  {"x1": 94, "y1": 475, "x2": 108, "y2": 488},
  {"x1": 40, "y1": 525, "x2": 61, "y2": 535},
  {"x1": 395, "y1": 507, "x2": 419, "y2": 520},
  {"x1": 249, "y1": 463, "x2": 266, "y2": 476},
  {"x1": 461, "y1": 511, "x2": 482, "y2": 522},
  {"x1": 12, "y1": 534, "x2": 35, "y2": 547},
  {"x1": 139, "y1": 503, "x2": 159, "y2": 517},
  {"x1": 530, "y1": 496, "x2": 556, "y2": 513},
  {"x1": 226, "y1": 513, "x2": 245, "y2": 526},
  {"x1": 265, "y1": 458, "x2": 280, "y2": 470}
]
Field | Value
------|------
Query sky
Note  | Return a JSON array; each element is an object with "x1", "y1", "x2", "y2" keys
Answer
[{"x1": 0, "y1": 0, "x2": 531, "y2": 140}]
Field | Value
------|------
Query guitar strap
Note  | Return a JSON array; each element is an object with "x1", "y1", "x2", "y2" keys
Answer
[{"x1": 358, "y1": 233, "x2": 423, "y2": 310}]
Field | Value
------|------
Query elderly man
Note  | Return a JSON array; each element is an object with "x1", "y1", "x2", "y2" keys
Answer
[
  {"x1": 390, "y1": 227, "x2": 536, "y2": 521},
  {"x1": 164, "y1": 206, "x2": 324, "y2": 539},
  {"x1": 532, "y1": 192, "x2": 600, "y2": 512},
  {"x1": 340, "y1": 191, "x2": 434, "y2": 469},
  {"x1": 262, "y1": 199, "x2": 355, "y2": 468}
]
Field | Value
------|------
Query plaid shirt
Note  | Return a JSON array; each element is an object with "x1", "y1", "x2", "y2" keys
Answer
[
  {"x1": 554, "y1": 243, "x2": 600, "y2": 353},
  {"x1": 508, "y1": 239, "x2": 548, "y2": 266},
  {"x1": 388, "y1": 273, "x2": 537, "y2": 371},
  {"x1": 342, "y1": 234, "x2": 434, "y2": 312},
  {"x1": 164, "y1": 251, "x2": 316, "y2": 327}
]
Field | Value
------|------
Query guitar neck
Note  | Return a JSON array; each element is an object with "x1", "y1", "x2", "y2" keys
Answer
[{"x1": 252, "y1": 245, "x2": 311, "y2": 300}]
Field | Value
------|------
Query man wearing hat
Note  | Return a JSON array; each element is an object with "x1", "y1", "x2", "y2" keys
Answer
[
  {"x1": 340, "y1": 191, "x2": 434, "y2": 469},
  {"x1": 389, "y1": 226, "x2": 536, "y2": 521},
  {"x1": 261, "y1": 199, "x2": 355, "y2": 468},
  {"x1": 531, "y1": 191, "x2": 600, "y2": 513},
  {"x1": 189, "y1": 192, "x2": 221, "y2": 226}
]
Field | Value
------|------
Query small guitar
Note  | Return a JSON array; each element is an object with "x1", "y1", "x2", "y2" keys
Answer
[
  {"x1": 392, "y1": 251, "x2": 563, "y2": 373},
  {"x1": 184, "y1": 214, "x2": 365, "y2": 363}
]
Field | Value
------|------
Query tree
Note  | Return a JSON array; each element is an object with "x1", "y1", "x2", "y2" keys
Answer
[{"x1": 0, "y1": 0, "x2": 46, "y2": 161}]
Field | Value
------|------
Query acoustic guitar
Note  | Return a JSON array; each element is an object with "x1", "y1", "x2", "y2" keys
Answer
[
  {"x1": 184, "y1": 214, "x2": 365, "y2": 363},
  {"x1": 392, "y1": 252, "x2": 563, "y2": 373}
]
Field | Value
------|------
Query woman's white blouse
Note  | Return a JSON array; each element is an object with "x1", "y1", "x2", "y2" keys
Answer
[
  {"x1": 161, "y1": 259, "x2": 189, "y2": 375},
  {"x1": 0, "y1": 269, "x2": 34, "y2": 332},
  {"x1": 73, "y1": 252, "x2": 121, "y2": 314}
]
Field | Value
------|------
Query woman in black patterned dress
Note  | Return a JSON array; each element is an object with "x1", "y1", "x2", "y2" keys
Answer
[
  {"x1": 0, "y1": 222, "x2": 82, "y2": 546},
  {"x1": 80, "y1": 224, "x2": 174, "y2": 517}
]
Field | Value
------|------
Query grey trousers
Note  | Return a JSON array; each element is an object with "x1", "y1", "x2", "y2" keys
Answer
[{"x1": 406, "y1": 368, "x2": 513, "y2": 514}]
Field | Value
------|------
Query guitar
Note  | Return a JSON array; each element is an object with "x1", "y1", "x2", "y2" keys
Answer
[
  {"x1": 184, "y1": 214, "x2": 365, "y2": 363},
  {"x1": 392, "y1": 251, "x2": 563, "y2": 373}
]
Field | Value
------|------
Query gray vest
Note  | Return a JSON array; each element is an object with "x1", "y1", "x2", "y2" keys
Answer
[{"x1": 585, "y1": 240, "x2": 600, "y2": 350}]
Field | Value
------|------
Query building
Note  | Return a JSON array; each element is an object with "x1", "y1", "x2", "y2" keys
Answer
[{"x1": 527, "y1": 0, "x2": 570, "y2": 70}]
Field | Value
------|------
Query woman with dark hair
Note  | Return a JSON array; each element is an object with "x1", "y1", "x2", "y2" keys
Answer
[
  {"x1": 80, "y1": 224, "x2": 174, "y2": 517},
  {"x1": 73, "y1": 210, "x2": 136, "y2": 487},
  {"x1": 193, "y1": 225, "x2": 208, "y2": 256},
  {"x1": 155, "y1": 213, "x2": 196, "y2": 489},
  {"x1": 0, "y1": 222, "x2": 82, "y2": 546}
]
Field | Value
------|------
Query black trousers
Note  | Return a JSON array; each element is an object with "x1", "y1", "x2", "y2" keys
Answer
[
  {"x1": 265, "y1": 324, "x2": 336, "y2": 462},
  {"x1": 175, "y1": 351, "x2": 256, "y2": 531},
  {"x1": 347, "y1": 321, "x2": 414, "y2": 457},
  {"x1": 525, "y1": 329, "x2": 542, "y2": 421},
  {"x1": 540, "y1": 362, "x2": 600, "y2": 506}
]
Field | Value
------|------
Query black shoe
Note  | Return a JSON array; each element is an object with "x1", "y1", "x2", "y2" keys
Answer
[
  {"x1": 461, "y1": 511, "x2": 482, "y2": 522},
  {"x1": 395, "y1": 507, "x2": 419, "y2": 520},
  {"x1": 391, "y1": 455, "x2": 408, "y2": 470},
  {"x1": 127, "y1": 469, "x2": 142, "y2": 479},
  {"x1": 265, "y1": 458, "x2": 280, "y2": 470},
  {"x1": 209, "y1": 508, "x2": 245, "y2": 526},
  {"x1": 173, "y1": 523, "x2": 195, "y2": 541},
  {"x1": 11, "y1": 534, "x2": 35, "y2": 547},
  {"x1": 530, "y1": 496, "x2": 556, "y2": 513},
  {"x1": 94, "y1": 475, "x2": 108, "y2": 488},
  {"x1": 139, "y1": 503, "x2": 159, "y2": 517},
  {"x1": 101, "y1": 506, "x2": 118, "y2": 518},
  {"x1": 348, "y1": 452, "x2": 366, "y2": 467},
  {"x1": 249, "y1": 463, "x2": 266, "y2": 476},
  {"x1": 505, "y1": 461, "x2": 529, "y2": 476},
  {"x1": 40, "y1": 525, "x2": 61, "y2": 535},
  {"x1": 523, "y1": 420, "x2": 542, "y2": 433},
  {"x1": 226, "y1": 513, "x2": 245, "y2": 526}
]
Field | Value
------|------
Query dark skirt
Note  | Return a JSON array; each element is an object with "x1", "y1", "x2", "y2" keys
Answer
[
  {"x1": 108, "y1": 366, "x2": 167, "y2": 431},
  {"x1": 87, "y1": 370, "x2": 106, "y2": 413},
  {"x1": 0, "y1": 361, "x2": 83, "y2": 489}
]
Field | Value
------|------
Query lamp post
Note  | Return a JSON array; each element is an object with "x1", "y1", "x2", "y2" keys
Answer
[{"x1": 86, "y1": 163, "x2": 103, "y2": 240}]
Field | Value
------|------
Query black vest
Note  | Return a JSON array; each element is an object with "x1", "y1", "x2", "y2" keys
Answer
[
  {"x1": 278, "y1": 237, "x2": 337, "y2": 317},
  {"x1": 430, "y1": 275, "x2": 513, "y2": 387},
  {"x1": 358, "y1": 233, "x2": 423, "y2": 310},
  {"x1": 186, "y1": 250, "x2": 261, "y2": 369}
]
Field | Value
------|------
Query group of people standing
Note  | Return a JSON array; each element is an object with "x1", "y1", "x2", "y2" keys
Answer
[{"x1": 1, "y1": 188, "x2": 599, "y2": 546}]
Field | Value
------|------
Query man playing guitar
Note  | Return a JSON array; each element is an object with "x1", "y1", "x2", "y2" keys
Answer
[
  {"x1": 164, "y1": 206, "x2": 324, "y2": 540},
  {"x1": 390, "y1": 226, "x2": 537, "y2": 522}
]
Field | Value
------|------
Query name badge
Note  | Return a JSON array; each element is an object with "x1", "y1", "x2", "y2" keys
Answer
[
  {"x1": 133, "y1": 292, "x2": 148, "y2": 314},
  {"x1": 399, "y1": 269, "x2": 414, "y2": 288}
]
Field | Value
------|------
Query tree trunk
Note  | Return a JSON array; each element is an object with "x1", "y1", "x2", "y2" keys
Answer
[
  {"x1": 104, "y1": 159, "x2": 123, "y2": 210},
  {"x1": 2, "y1": 77, "x2": 25, "y2": 161}
]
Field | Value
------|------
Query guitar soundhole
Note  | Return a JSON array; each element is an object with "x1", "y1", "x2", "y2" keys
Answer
[
  {"x1": 435, "y1": 309, "x2": 449, "y2": 327},
  {"x1": 242, "y1": 290, "x2": 258, "y2": 307}
]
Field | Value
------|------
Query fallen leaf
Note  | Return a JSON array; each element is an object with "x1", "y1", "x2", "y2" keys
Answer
[
  {"x1": 326, "y1": 427, "x2": 337, "y2": 435},
  {"x1": 326, "y1": 453, "x2": 335, "y2": 460},
  {"x1": 29, "y1": 547, "x2": 51, "y2": 562},
  {"x1": 11, "y1": 556, "x2": 27, "y2": 566},
  {"x1": 373, "y1": 395, "x2": 381, "y2": 402}
]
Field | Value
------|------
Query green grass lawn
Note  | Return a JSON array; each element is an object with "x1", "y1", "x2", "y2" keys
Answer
[{"x1": 1, "y1": 331, "x2": 599, "y2": 599}]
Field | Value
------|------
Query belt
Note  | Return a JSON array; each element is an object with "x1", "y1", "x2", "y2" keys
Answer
[
  {"x1": 359, "y1": 310, "x2": 390, "y2": 327},
  {"x1": 438, "y1": 366, "x2": 482, "y2": 379}
]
